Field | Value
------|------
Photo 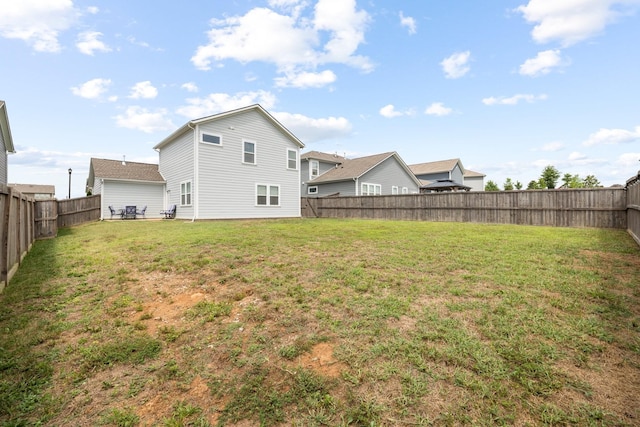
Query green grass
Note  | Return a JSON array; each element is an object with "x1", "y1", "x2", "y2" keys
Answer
[{"x1": 0, "y1": 218, "x2": 638, "y2": 426}]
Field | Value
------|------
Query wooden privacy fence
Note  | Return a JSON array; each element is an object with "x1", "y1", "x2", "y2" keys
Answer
[
  {"x1": 0, "y1": 185, "x2": 35, "y2": 292},
  {"x1": 627, "y1": 172, "x2": 640, "y2": 246},
  {"x1": 35, "y1": 195, "x2": 102, "y2": 238},
  {"x1": 302, "y1": 187, "x2": 628, "y2": 229}
]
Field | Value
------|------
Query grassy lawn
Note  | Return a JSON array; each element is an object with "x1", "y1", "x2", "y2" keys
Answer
[{"x1": 0, "y1": 218, "x2": 639, "y2": 426}]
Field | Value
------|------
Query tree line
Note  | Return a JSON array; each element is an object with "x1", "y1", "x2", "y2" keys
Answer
[{"x1": 484, "y1": 165, "x2": 602, "y2": 191}]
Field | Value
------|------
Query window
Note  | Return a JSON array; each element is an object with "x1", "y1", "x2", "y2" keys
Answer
[
  {"x1": 361, "y1": 183, "x2": 381, "y2": 196},
  {"x1": 287, "y1": 149, "x2": 298, "y2": 170},
  {"x1": 201, "y1": 132, "x2": 221, "y2": 145},
  {"x1": 402, "y1": 187, "x2": 408, "y2": 194},
  {"x1": 180, "y1": 181, "x2": 192, "y2": 206},
  {"x1": 257, "y1": 184, "x2": 279, "y2": 206},
  {"x1": 392, "y1": 186, "x2": 399, "y2": 195},
  {"x1": 308, "y1": 186, "x2": 318, "y2": 195},
  {"x1": 243, "y1": 140, "x2": 256, "y2": 164},
  {"x1": 310, "y1": 160, "x2": 319, "y2": 179}
]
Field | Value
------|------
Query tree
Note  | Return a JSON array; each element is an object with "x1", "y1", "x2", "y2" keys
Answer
[
  {"x1": 583, "y1": 175, "x2": 601, "y2": 188},
  {"x1": 527, "y1": 179, "x2": 543, "y2": 190},
  {"x1": 515, "y1": 181, "x2": 523, "y2": 190},
  {"x1": 561, "y1": 173, "x2": 583, "y2": 188},
  {"x1": 484, "y1": 180, "x2": 500, "y2": 191},
  {"x1": 540, "y1": 165, "x2": 560, "y2": 189},
  {"x1": 503, "y1": 178, "x2": 514, "y2": 191}
]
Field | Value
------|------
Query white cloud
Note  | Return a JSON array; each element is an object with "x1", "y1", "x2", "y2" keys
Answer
[
  {"x1": 274, "y1": 69, "x2": 337, "y2": 88},
  {"x1": 516, "y1": 0, "x2": 639, "y2": 46},
  {"x1": 425, "y1": 102, "x2": 453, "y2": 117},
  {"x1": 541, "y1": 141, "x2": 565, "y2": 151},
  {"x1": 440, "y1": 51, "x2": 471, "y2": 79},
  {"x1": 618, "y1": 152, "x2": 640, "y2": 167},
  {"x1": 519, "y1": 49, "x2": 566, "y2": 76},
  {"x1": 399, "y1": 11, "x2": 417, "y2": 34},
  {"x1": 86, "y1": 6, "x2": 99, "y2": 14},
  {"x1": 568, "y1": 151, "x2": 588, "y2": 161},
  {"x1": 114, "y1": 106, "x2": 175, "y2": 133},
  {"x1": 70, "y1": 78, "x2": 112, "y2": 99},
  {"x1": 583, "y1": 126, "x2": 640, "y2": 146},
  {"x1": 482, "y1": 93, "x2": 548, "y2": 105},
  {"x1": 272, "y1": 111, "x2": 352, "y2": 143},
  {"x1": 191, "y1": 0, "x2": 373, "y2": 75},
  {"x1": 76, "y1": 31, "x2": 111, "y2": 55},
  {"x1": 176, "y1": 91, "x2": 277, "y2": 119},
  {"x1": 379, "y1": 104, "x2": 403, "y2": 118},
  {"x1": 0, "y1": 0, "x2": 79, "y2": 52},
  {"x1": 379, "y1": 104, "x2": 416, "y2": 118},
  {"x1": 128, "y1": 81, "x2": 158, "y2": 99},
  {"x1": 181, "y1": 82, "x2": 199, "y2": 93}
]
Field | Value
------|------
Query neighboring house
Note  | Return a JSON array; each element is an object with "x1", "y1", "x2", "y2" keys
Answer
[
  {"x1": 409, "y1": 158, "x2": 484, "y2": 192},
  {"x1": 0, "y1": 100, "x2": 16, "y2": 186},
  {"x1": 8, "y1": 184, "x2": 55, "y2": 200},
  {"x1": 302, "y1": 151, "x2": 421, "y2": 197},
  {"x1": 463, "y1": 169, "x2": 486, "y2": 191},
  {"x1": 153, "y1": 104, "x2": 304, "y2": 220},
  {"x1": 87, "y1": 158, "x2": 166, "y2": 220}
]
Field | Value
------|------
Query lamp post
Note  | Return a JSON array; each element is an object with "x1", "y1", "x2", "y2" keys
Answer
[{"x1": 68, "y1": 168, "x2": 72, "y2": 199}]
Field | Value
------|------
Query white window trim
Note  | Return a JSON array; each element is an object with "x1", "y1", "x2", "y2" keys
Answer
[
  {"x1": 392, "y1": 186, "x2": 399, "y2": 195},
  {"x1": 180, "y1": 180, "x2": 193, "y2": 206},
  {"x1": 287, "y1": 148, "x2": 298, "y2": 170},
  {"x1": 307, "y1": 186, "x2": 318, "y2": 195},
  {"x1": 243, "y1": 140, "x2": 257, "y2": 165},
  {"x1": 256, "y1": 184, "x2": 280, "y2": 207},
  {"x1": 310, "y1": 160, "x2": 319, "y2": 179},
  {"x1": 402, "y1": 187, "x2": 409, "y2": 194},
  {"x1": 361, "y1": 182, "x2": 381, "y2": 196},
  {"x1": 200, "y1": 131, "x2": 222, "y2": 146}
]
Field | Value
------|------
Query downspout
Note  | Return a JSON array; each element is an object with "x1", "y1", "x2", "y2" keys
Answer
[
  {"x1": 188, "y1": 122, "x2": 197, "y2": 222},
  {"x1": 355, "y1": 177, "x2": 359, "y2": 196}
]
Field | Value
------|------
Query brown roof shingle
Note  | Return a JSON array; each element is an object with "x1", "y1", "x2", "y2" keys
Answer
[
  {"x1": 309, "y1": 152, "x2": 396, "y2": 184},
  {"x1": 90, "y1": 158, "x2": 164, "y2": 182}
]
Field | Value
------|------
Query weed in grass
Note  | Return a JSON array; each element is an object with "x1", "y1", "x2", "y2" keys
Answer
[
  {"x1": 162, "y1": 401, "x2": 210, "y2": 427},
  {"x1": 185, "y1": 301, "x2": 232, "y2": 322},
  {"x1": 79, "y1": 335, "x2": 162, "y2": 371},
  {"x1": 100, "y1": 407, "x2": 139, "y2": 427}
]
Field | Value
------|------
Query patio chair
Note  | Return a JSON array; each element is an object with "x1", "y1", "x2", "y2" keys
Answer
[
  {"x1": 123, "y1": 205, "x2": 137, "y2": 220},
  {"x1": 108, "y1": 205, "x2": 123, "y2": 219},
  {"x1": 160, "y1": 204, "x2": 176, "y2": 219},
  {"x1": 136, "y1": 205, "x2": 147, "y2": 218}
]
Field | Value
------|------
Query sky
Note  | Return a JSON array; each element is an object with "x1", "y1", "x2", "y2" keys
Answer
[{"x1": 1, "y1": 0, "x2": 639, "y2": 198}]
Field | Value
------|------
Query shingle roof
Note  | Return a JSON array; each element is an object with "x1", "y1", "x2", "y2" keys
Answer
[
  {"x1": 300, "y1": 150, "x2": 346, "y2": 163},
  {"x1": 309, "y1": 152, "x2": 396, "y2": 184},
  {"x1": 409, "y1": 158, "x2": 463, "y2": 175},
  {"x1": 9, "y1": 183, "x2": 55, "y2": 194},
  {"x1": 90, "y1": 158, "x2": 164, "y2": 182},
  {"x1": 464, "y1": 169, "x2": 485, "y2": 178}
]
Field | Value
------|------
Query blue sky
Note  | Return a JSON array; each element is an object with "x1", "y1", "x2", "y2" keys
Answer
[{"x1": 1, "y1": 0, "x2": 639, "y2": 198}]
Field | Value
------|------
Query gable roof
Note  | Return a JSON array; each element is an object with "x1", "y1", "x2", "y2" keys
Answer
[
  {"x1": 9, "y1": 183, "x2": 55, "y2": 195},
  {"x1": 409, "y1": 158, "x2": 464, "y2": 175},
  {"x1": 301, "y1": 150, "x2": 346, "y2": 164},
  {"x1": 464, "y1": 169, "x2": 485, "y2": 178},
  {"x1": 0, "y1": 100, "x2": 16, "y2": 154},
  {"x1": 153, "y1": 104, "x2": 305, "y2": 150},
  {"x1": 90, "y1": 158, "x2": 165, "y2": 182},
  {"x1": 421, "y1": 179, "x2": 471, "y2": 192},
  {"x1": 309, "y1": 151, "x2": 422, "y2": 187}
]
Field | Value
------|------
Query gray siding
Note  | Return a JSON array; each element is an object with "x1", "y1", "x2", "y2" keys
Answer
[
  {"x1": 100, "y1": 180, "x2": 166, "y2": 219},
  {"x1": 416, "y1": 171, "x2": 449, "y2": 182},
  {"x1": 158, "y1": 131, "x2": 194, "y2": 219},
  {"x1": 451, "y1": 164, "x2": 464, "y2": 184},
  {"x1": 308, "y1": 180, "x2": 356, "y2": 197},
  {"x1": 360, "y1": 157, "x2": 420, "y2": 195},
  {"x1": 464, "y1": 176, "x2": 484, "y2": 191},
  {"x1": 195, "y1": 109, "x2": 300, "y2": 219},
  {"x1": 300, "y1": 158, "x2": 341, "y2": 195}
]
